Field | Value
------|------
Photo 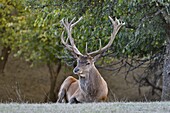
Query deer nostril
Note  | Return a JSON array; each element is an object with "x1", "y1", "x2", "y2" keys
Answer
[{"x1": 73, "y1": 68, "x2": 79, "y2": 74}]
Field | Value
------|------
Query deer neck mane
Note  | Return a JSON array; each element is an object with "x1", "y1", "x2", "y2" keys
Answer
[{"x1": 79, "y1": 65, "x2": 102, "y2": 98}]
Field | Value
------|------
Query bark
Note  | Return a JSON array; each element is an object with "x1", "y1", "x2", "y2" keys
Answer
[
  {"x1": 44, "y1": 60, "x2": 61, "y2": 102},
  {"x1": 161, "y1": 10, "x2": 170, "y2": 100},
  {"x1": 162, "y1": 35, "x2": 170, "y2": 101},
  {"x1": 0, "y1": 46, "x2": 11, "y2": 74}
]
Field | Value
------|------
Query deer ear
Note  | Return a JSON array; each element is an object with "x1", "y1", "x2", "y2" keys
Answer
[{"x1": 93, "y1": 54, "x2": 101, "y2": 62}]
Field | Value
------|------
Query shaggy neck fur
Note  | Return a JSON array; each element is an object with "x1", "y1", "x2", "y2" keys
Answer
[{"x1": 79, "y1": 65, "x2": 102, "y2": 101}]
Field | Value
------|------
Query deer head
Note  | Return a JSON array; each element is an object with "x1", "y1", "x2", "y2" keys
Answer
[{"x1": 60, "y1": 16, "x2": 125, "y2": 76}]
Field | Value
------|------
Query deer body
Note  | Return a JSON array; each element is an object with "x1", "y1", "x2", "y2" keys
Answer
[
  {"x1": 78, "y1": 65, "x2": 108, "y2": 102},
  {"x1": 58, "y1": 57, "x2": 108, "y2": 103},
  {"x1": 57, "y1": 16, "x2": 125, "y2": 103}
]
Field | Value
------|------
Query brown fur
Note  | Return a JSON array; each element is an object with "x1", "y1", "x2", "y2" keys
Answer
[{"x1": 57, "y1": 56, "x2": 108, "y2": 103}]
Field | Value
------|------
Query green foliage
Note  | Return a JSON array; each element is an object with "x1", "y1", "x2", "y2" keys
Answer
[
  {"x1": 0, "y1": 0, "x2": 26, "y2": 47},
  {"x1": 0, "y1": 0, "x2": 169, "y2": 66}
]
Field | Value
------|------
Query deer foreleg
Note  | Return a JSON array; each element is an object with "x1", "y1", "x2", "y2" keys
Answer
[
  {"x1": 57, "y1": 76, "x2": 77, "y2": 103},
  {"x1": 57, "y1": 89, "x2": 67, "y2": 103},
  {"x1": 69, "y1": 88, "x2": 84, "y2": 104}
]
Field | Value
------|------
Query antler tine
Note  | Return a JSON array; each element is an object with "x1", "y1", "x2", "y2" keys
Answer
[
  {"x1": 109, "y1": 16, "x2": 125, "y2": 31},
  {"x1": 61, "y1": 18, "x2": 68, "y2": 31},
  {"x1": 66, "y1": 36, "x2": 69, "y2": 44},
  {"x1": 65, "y1": 18, "x2": 69, "y2": 26},
  {"x1": 88, "y1": 16, "x2": 125, "y2": 56},
  {"x1": 71, "y1": 16, "x2": 83, "y2": 28},
  {"x1": 86, "y1": 39, "x2": 102, "y2": 55},
  {"x1": 108, "y1": 16, "x2": 115, "y2": 25},
  {"x1": 86, "y1": 42, "x2": 88, "y2": 54},
  {"x1": 70, "y1": 17, "x2": 76, "y2": 25},
  {"x1": 60, "y1": 17, "x2": 83, "y2": 56},
  {"x1": 60, "y1": 31, "x2": 73, "y2": 52}
]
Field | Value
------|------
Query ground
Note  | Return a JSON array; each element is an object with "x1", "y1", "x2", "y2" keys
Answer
[{"x1": 0, "y1": 102, "x2": 170, "y2": 113}]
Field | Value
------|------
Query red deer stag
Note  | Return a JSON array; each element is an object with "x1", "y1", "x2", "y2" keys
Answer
[{"x1": 57, "y1": 16, "x2": 125, "y2": 103}]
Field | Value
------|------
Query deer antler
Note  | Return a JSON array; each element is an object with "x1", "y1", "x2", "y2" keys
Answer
[
  {"x1": 60, "y1": 17, "x2": 83, "y2": 56},
  {"x1": 87, "y1": 16, "x2": 125, "y2": 56},
  {"x1": 60, "y1": 16, "x2": 125, "y2": 58}
]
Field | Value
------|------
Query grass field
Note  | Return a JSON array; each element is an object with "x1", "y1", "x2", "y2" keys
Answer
[{"x1": 0, "y1": 102, "x2": 170, "y2": 113}]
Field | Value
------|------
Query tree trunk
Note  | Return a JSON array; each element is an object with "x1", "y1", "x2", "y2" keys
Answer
[
  {"x1": 161, "y1": 11, "x2": 170, "y2": 100},
  {"x1": 44, "y1": 60, "x2": 61, "y2": 102},
  {"x1": 0, "y1": 46, "x2": 11, "y2": 74},
  {"x1": 162, "y1": 35, "x2": 170, "y2": 100}
]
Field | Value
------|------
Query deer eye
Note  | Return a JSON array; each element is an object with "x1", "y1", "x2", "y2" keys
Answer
[{"x1": 86, "y1": 62, "x2": 90, "y2": 65}]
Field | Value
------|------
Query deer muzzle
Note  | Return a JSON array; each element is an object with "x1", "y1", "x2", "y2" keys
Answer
[{"x1": 73, "y1": 68, "x2": 80, "y2": 74}]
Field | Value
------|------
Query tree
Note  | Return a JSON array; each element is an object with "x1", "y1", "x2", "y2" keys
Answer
[
  {"x1": 1, "y1": 0, "x2": 170, "y2": 102},
  {"x1": 52, "y1": 0, "x2": 170, "y2": 100},
  {"x1": 0, "y1": 0, "x2": 28, "y2": 74},
  {"x1": 161, "y1": 8, "x2": 170, "y2": 100},
  {"x1": 116, "y1": 0, "x2": 170, "y2": 101},
  {"x1": 53, "y1": 0, "x2": 170, "y2": 101},
  {"x1": 18, "y1": 0, "x2": 65, "y2": 102}
]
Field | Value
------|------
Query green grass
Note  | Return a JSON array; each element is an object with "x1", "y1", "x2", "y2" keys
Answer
[{"x1": 0, "y1": 102, "x2": 170, "y2": 113}]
